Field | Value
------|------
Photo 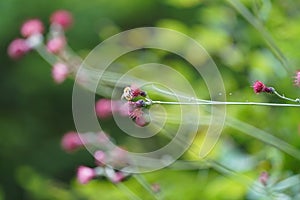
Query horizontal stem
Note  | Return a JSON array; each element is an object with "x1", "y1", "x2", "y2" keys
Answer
[{"x1": 151, "y1": 100, "x2": 300, "y2": 107}]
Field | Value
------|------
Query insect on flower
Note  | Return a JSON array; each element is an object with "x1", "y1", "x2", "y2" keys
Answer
[{"x1": 122, "y1": 87, "x2": 133, "y2": 101}]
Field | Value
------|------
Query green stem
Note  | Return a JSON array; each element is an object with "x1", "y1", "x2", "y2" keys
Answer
[
  {"x1": 151, "y1": 100, "x2": 300, "y2": 107},
  {"x1": 272, "y1": 89, "x2": 300, "y2": 103}
]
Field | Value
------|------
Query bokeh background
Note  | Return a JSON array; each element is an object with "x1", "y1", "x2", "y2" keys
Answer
[{"x1": 1, "y1": 0, "x2": 300, "y2": 199}]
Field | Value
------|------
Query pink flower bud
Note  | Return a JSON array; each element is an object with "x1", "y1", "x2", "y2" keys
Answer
[
  {"x1": 95, "y1": 99, "x2": 113, "y2": 118},
  {"x1": 7, "y1": 38, "x2": 30, "y2": 59},
  {"x1": 259, "y1": 171, "x2": 269, "y2": 186},
  {"x1": 252, "y1": 81, "x2": 273, "y2": 94},
  {"x1": 110, "y1": 171, "x2": 126, "y2": 183},
  {"x1": 52, "y1": 63, "x2": 69, "y2": 84},
  {"x1": 294, "y1": 71, "x2": 300, "y2": 87},
  {"x1": 135, "y1": 116, "x2": 148, "y2": 127},
  {"x1": 21, "y1": 19, "x2": 44, "y2": 37},
  {"x1": 94, "y1": 150, "x2": 106, "y2": 166},
  {"x1": 253, "y1": 81, "x2": 265, "y2": 93},
  {"x1": 129, "y1": 108, "x2": 149, "y2": 127},
  {"x1": 61, "y1": 131, "x2": 83, "y2": 152},
  {"x1": 77, "y1": 166, "x2": 96, "y2": 184},
  {"x1": 50, "y1": 10, "x2": 73, "y2": 29},
  {"x1": 47, "y1": 36, "x2": 66, "y2": 54},
  {"x1": 151, "y1": 183, "x2": 161, "y2": 193}
]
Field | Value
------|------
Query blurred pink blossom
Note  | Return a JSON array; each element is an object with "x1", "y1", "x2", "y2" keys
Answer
[
  {"x1": 77, "y1": 166, "x2": 96, "y2": 184},
  {"x1": 52, "y1": 63, "x2": 69, "y2": 84},
  {"x1": 110, "y1": 171, "x2": 126, "y2": 183},
  {"x1": 47, "y1": 36, "x2": 66, "y2": 54},
  {"x1": 294, "y1": 71, "x2": 300, "y2": 87},
  {"x1": 50, "y1": 10, "x2": 73, "y2": 29},
  {"x1": 61, "y1": 131, "x2": 83, "y2": 152},
  {"x1": 94, "y1": 150, "x2": 106, "y2": 166},
  {"x1": 21, "y1": 19, "x2": 44, "y2": 37},
  {"x1": 95, "y1": 99, "x2": 113, "y2": 118},
  {"x1": 7, "y1": 38, "x2": 30, "y2": 59},
  {"x1": 259, "y1": 171, "x2": 269, "y2": 186}
]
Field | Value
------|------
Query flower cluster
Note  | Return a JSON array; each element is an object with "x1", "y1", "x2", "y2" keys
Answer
[
  {"x1": 94, "y1": 86, "x2": 152, "y2": 127},
  {"x1": 8, "y1": 10, "x2": 74, "y2": 84},
  {"x1": 61, "y1": 131, "x2": 130, "y2": 184},
  {"x1": 121, "y1": 86, "x2": 152, "y2": 127}
]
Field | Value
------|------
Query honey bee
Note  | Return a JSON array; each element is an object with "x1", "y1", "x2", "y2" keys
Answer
[{"x1": 122, "y1": 87, "x2": 133, "y2": 101}]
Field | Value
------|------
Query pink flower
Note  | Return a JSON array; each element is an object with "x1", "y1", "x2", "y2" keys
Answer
[
  {"x1": 94, "y1": 150, "x2": 106, "y2": 166},
  {"x1": 50, "y1": 10, "x2": 73, "y2": 29},
  {"x1": 77, "y1": 166, "x2": 96, "y2": 184},
  {"x1": 130, "y1": 85, "x2": 147, "y2": 98},
  {"x1": 129, "y1": 108, "x2": 149, "y2": 127},
  {"x1": 95, "y1": 99, "x2": 113, "y2": 118},
  {"x1": 151, "y1": 183, "x2": 161, "y2": 193},
  {"x1": 259, "y1": 171, "x2": 269, "y2": 186},
  {"x1": 110, "y1": 171, "x2": 126, "y2": 183},
  {"x1": 135, "y1": 115, "x2": 148, "y2": 127},
  {"x1": 21, "y1": 19, "x2": 44, "y2": 37},
  {"x1": 61, "y1": 131, "x2": 84, "y2": 152},
  {"x1": 47, "y1": 36, "x2": 66, "y2": 54},
  {"x1": 252, "y1": 81, "x2": 265, "y2": 93},
  {"x1": 7, "y1": 38, "x2": 30, "y2": 59},
  {"x1": 294, "y1": 71, "x2": 300, "y2": 87},
  {"x1": 252, "y1": 81, "x2": 273, "y2": 94},
  {"x1": 52, "y1": 63, "x2": 69, "y2": 84}
]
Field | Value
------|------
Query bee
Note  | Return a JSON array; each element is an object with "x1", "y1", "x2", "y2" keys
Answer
[{"x1": 121, "y1": 87, "x2": 133, "y2": 101}]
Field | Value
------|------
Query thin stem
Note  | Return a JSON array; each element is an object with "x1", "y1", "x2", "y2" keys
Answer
[
  {"x1": 151, "y1": 85, "x2": 300, "y2": 107},
  {"x1": 272, "y1": 89, "x2": 300, "y2": 103},
  {"x1": 151, "y1": 100, "x2": 300, "y2": 107},
  {"x1": 34, "y1": 44, "x2": 58, "y2": 65},
  {"x1": 151, "y1": 85, "x2": 210, "y2": 103}
]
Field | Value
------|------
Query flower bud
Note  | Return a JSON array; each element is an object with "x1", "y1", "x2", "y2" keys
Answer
[{"x1": 21, "y1": 19, "x2": 44, "y2": 37}]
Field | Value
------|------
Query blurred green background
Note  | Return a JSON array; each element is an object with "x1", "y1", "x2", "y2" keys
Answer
[{"x1": 1, "y1": 0, "x2": 300, "y2": 199}]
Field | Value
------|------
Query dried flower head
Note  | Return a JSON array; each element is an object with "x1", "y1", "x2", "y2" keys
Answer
[{"x1": 252, "y1": 81, "x2": 274, "y2": 94}]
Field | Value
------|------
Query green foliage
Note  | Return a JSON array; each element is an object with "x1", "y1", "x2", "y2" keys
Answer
[{"x1": 2, "y1": 0, "x2": 300, "y2": 199}]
